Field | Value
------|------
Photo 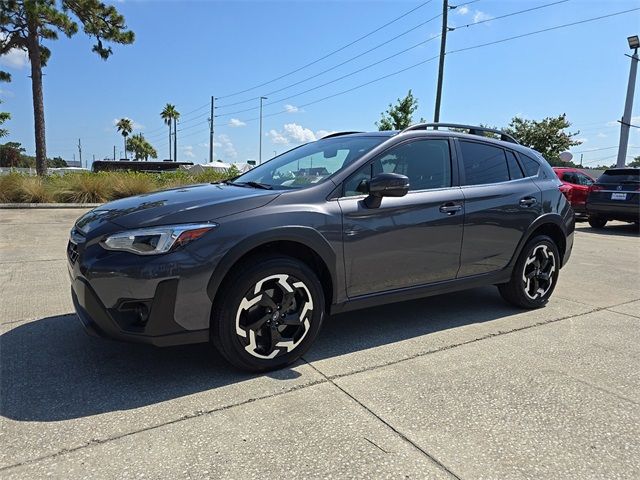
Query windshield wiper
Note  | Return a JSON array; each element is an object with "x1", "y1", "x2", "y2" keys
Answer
[
  {"x1": 245, "y1": 181, "x2": 272, "y2": 190},
  {"x1": 223, "y1": 180, "x2": 272, "y2": 190}
]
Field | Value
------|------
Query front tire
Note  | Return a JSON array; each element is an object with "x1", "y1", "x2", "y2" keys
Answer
[
  {"x1": 588, "y1": 216, "x2": 607, "y2": 229},
  {"x1": 498, "y1": 235, "x2": 560, "y2": 309},
  {"x1": 211, "y1": 255, "x2": 325, "y2": 372}
]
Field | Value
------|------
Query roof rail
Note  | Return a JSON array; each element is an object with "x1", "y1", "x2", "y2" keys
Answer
[
  {"x1": 401, "y1": 123, "x2": 520, "y2": 144},
  {"x1": 321, "y1": 131, "x2": 363, "y2": 139}
]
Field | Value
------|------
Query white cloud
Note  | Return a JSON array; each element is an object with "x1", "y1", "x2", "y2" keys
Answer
[
  {"x1": 183, "y1": 145, "x2": 195, "y2": 158},
  {"x1": 473, "y1": 10, "x2": 493, "y2": 24},
  {"x1": 283, "y1": 123, "x2": 316, "y2": 143},
  {"x1": 0, "y1": 48, "x2": 28, "y2": 69},
  {"x1": 268, "y1": 129, "x2": 289, "y2": 145},
  {"x1": 229, "y1": 118, "x2": 246, "y2": 127},
  {"x1": 198, "y1": 142, "x2": 209, "y2": 148},
  {"x1": 0, "y1": 34, "x2": 28, "y2": 69},
  {"x1": 112, "y1": 117, "x2": 144, "y2": 130},
  {"x1": 214, "y1": 134, "x2": 237, "y2": 159},
  {"x1": 268, "y1": 123, "x2": 335, "y2": 145},
  {"x1": 284, "y1": 104, "x2": 300, "y2": 113},
  {"x1": 575, "y1": 137, "x2": 588, "y2": 144},
  {"x1": 596, "y1": 132, "x2": 607, "y2": 139},
  {"x1": 456, "y1": 5, "x2": 469, "y2": 15}
]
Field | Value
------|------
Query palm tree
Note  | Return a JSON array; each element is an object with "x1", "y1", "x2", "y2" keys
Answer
[
  {"x1": 116, "y1": 118, "x2": 133, "y2": 160},
  {"x1": 126, "y1": 133, "x2": 157, "y2": 161},
  {"x1": 160, "y1": 104, "x2": 177, "y2": 161}
]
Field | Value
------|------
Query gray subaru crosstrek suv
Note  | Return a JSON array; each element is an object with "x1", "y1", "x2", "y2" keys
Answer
[{"x1": 68, "y1": 123, "x2": 574, "y2": 372}]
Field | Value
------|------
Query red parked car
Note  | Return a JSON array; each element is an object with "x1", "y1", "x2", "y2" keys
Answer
[{"x1": 553, "y1": 167, "x2": 595, "y2": 217}]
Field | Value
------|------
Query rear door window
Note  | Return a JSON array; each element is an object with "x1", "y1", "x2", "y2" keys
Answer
[{"x1": 459, "y1": 141, "x2": 510, "y2": 185}]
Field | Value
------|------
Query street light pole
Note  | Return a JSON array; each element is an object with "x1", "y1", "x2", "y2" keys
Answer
[
  {"x1": 616, "y1": 35, "x2": 639, "y2": 168},
  {"x1": 259, "y1": 96, "x2": 267, "y2": 165}
]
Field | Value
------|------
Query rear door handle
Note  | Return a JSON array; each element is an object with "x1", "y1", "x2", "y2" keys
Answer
[
  {"x1": 519, "y1": 197, "x2": 537, "y2": 207},
  {"x1": 439, "y1": 202, "x2": 463, "y2": 215}
]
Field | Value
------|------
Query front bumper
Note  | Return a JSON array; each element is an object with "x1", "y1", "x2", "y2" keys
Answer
[
  {"x1": 71, "y1": 277, "x2": 208, "y2": 347},
  {"x1": 67, "y1": 226, "x2": 216, "y2": 347}
]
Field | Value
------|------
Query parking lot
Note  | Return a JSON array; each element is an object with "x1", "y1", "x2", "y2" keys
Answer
[{"x1": 1, "y1": 207, "x2": 638, "y2": 479}]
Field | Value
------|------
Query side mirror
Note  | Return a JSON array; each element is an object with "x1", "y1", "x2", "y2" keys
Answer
[{"x1": 363, "y1": 173, "x2": 410, "y2": 208}]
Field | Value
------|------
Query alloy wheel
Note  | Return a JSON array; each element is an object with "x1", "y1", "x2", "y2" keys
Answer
[
  {"x1": 235, "y1": 274, "x2": 313, "y2": 359},
  {"x1": 521, "y1": 244, "x2": 556, "y2": 300}
]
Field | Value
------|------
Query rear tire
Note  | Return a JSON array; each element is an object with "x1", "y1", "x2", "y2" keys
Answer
[
  {"x1": 211, "y1": 254, "x2": 325, "y2": 372},
  {"x1": 588, "y1": 216, "x2": 607, "y2": 229},
  {"x1": 498, "y1": 235, "x2": 560, "y2": 309}
]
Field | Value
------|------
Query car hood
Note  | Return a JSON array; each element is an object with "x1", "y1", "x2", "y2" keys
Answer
[{"x1": 76, "y1": 183, "x2": 280, "y2": 234}]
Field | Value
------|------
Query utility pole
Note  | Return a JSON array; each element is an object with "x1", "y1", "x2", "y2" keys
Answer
[
  {"x1": 616, "y1": 35, "x2": 639, "y2": 168},
  {"x1": 209, "y1": 96, "x2": 216, "y2": 163},
  {"x1": 434, "y1": 0, "x2": 454, "y2": 125},
  {"x1": 580, "y1": 153, "x2": 583, "y2": 167},
  {"x1": 259, "y1": 96, "x2": 267, "y2": 164},
  {"x1": 77, "y1": 138, "x2": 82, "y2": 169},
  {"x1": 113, "y1": 145, "x2": 116, "y2": 161},
  {"x1": 173, "y1": 117, "x2": 178, "y2": 162}
]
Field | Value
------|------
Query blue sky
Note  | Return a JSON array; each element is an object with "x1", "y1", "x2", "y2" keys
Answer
[{"x1": 1, "y1": 0, "x2": 639, "y2": 167}]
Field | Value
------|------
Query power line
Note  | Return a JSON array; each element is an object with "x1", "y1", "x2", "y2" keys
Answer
[
  {"x1": 448, "y1": 7, "x2": 640, "y2": 55},
  {"x1": 143, "y1": 102, "x2": 211, "y2": 136},
  {"x1": 131, "y1": 0, "x2": 482, "y2": 138},
  {"x1": 216, "y1": 12, "x2": 444, "y2": 110},
  {"x1": 451, "y1": 0, "x2": 568, "y2": 30},
  {"x1": 215, "y1": 54, "x2": 441, "y2": 128},
  {"x1": 150, "y1": 7, "x2": 640, "y2": 146},
  {"x1": 575, "y1": 145, "x2": 640, "y2": 153},
  {"x1": 216, "y1": 0, "x2": 488, "y2": 111},
  {"x1": 216, "y1": 0, "x2": 438, "y2": 99},
  {"x1": 215, "y1": 35, "x2": 442, "y2": 118},
  {"x1": 215, "y1": 0, "x2": 568, "y2": 116},
  {"x1": 574, "y1": 145, "x2": 621, "y2": 153}
]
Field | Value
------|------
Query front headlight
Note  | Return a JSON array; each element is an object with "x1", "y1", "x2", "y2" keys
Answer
[{"x1": 101, "y1": 223, "x2": 217, "y2": 255}]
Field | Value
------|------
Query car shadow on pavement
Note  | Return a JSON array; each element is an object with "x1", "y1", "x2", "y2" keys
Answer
[
  {"x1": 1, "y1": 286, "x2": 520, "y2": 422},
  {"x1": 575, "y1": 222, "x2": 640, "y2": 237}
]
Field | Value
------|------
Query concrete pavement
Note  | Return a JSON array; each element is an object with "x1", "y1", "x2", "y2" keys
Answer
[{"x1": 1, "y1": 208, "x2": 638, "y2": 479}]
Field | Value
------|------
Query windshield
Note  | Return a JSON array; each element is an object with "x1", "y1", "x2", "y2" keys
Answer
[{"x1": 232, "y1": 136, "x2": 386, "y2": 189}]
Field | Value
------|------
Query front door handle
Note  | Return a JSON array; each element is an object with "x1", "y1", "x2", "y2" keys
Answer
[
  {"x1": 439, "y1": 202, "x2": 463, "y2": 215},
  {"x1": 519, "y1": 197, "x2": 537, "y2": 207}
]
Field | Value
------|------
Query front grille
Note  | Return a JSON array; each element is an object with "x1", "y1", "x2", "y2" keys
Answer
[{"x1": 67, "y1": 240, "x2": 79, "y2": 264}]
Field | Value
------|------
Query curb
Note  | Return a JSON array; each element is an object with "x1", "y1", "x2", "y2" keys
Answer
[{"x1": 0, "y1": 203, "x2": 101, "y2": 209}]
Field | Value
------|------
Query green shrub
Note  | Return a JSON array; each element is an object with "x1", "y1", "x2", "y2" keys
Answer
[
  {"x1": 17, "y1": 175, "x2": 53, "y2": 203},
  {"x1": 0, "y1": 172, "x2": 22, "y2": 202},
  {"x1": 0, "y1": 167, "x2": 238, "y2": 203},
  {"x1": 109, "y1": 171, "x2": 156, "y2": 199},
  {"x1": 51, "y1": 172, "x2": 112, "y2": 203}
]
